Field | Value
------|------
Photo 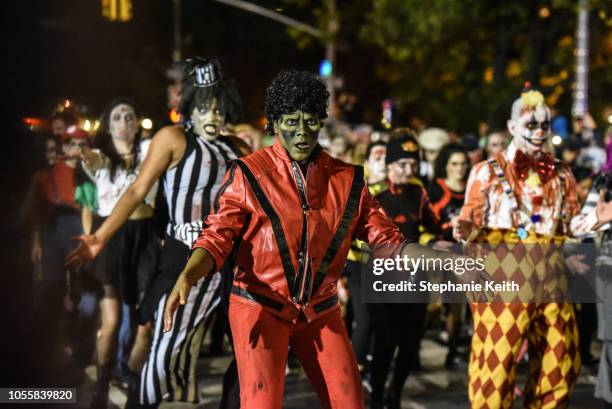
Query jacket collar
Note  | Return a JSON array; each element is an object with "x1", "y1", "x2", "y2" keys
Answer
[{"x1": 271, "y1": 136, "x2": 324, "y2": 164}]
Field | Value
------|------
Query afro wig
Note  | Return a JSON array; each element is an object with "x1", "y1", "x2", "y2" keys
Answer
[
  {"x1": 264, "y1": 70, "x2": 329, "y2": 135},
  {"x1": 177, "y1": 57, "x2": 243, "y2": 125}
]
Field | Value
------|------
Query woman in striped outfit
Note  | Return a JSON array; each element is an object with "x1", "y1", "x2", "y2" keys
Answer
[{"x1": 67, "y1": 58, "x2": 248, "y2": 408}]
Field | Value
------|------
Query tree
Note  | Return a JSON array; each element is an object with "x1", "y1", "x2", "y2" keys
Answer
[{"x1": 360, "y1": 0, "x2": 611, "y2": 131}]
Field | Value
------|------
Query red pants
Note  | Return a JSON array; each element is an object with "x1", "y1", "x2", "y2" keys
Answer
[{"x1": 229, "y1": 299, "x2": 364, "y2": 409}]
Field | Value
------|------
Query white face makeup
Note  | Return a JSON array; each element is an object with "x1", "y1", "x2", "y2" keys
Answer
[
  {"x1": 366, "y1": 145, "x2": 387, "y2": 184},
  {"x1": 387, "y1": 158, "x2": 418, "y2": 185},
  {"x1": 109, "y1": 104, "x2": 138, "y2": 144},
  {"x1": 191, "y1": 99, "x2": 225, "y2": 141},
  {"x1": 508, "y1": 105, "x2": 551, "y2": 156}
]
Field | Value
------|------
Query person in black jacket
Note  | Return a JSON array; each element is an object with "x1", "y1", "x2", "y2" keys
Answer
[{"x1": 369, "y1": 130, "x2": 441, "y2": 409}]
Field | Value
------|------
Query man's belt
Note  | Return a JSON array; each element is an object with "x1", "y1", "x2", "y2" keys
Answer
[{"x1": 231, "y1": 285, "x2": 338, "y2": 313}]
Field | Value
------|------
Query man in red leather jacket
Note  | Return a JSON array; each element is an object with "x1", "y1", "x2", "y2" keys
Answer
[{"x1": 163, "y1": 70, "x2": 487, "y2": 409}]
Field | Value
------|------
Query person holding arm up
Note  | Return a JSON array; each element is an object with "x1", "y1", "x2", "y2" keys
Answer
[{"x1": 66, "y1": 58, "x2": 248, "y2": 408}]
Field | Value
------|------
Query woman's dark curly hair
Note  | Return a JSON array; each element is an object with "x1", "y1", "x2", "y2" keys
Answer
[
  {"x1": 177, "y1": 57, "x2": 242, "y2": 124},
  {"x1": 93, "y1": 98, "x2": 142, "y2": 182},
  {"x1": 434, "y1": 142, "x2": 470, "y2": 181},
  {"x1": 265, "y1": 70, "x2": 329, "y2": 135}
]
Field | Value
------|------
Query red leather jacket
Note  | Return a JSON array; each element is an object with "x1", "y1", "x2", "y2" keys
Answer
[{"x1": 192, "y1": 138, "x2": 405, "y2": 322}]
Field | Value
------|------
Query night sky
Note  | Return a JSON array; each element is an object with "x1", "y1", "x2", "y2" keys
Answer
[{"x1": 7, "y1": 0, "x2": 334, "y2": 123}]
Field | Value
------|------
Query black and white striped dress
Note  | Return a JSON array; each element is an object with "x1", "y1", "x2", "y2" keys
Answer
[
  {"x1": 164, "y1": 134, "x2": 239, "y2": 247},
  {"x1": 140, "y1": 132, "x2": 239, "y2": 405}
]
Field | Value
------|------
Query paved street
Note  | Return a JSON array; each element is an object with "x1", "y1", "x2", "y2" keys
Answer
[{"x1": 70, "y1": 338, "x2": 604, "y2": 409}]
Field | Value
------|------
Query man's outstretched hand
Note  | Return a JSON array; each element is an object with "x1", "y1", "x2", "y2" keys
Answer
[
  {"x1": 164, "y1": 274, "x2": 192, "y2": 333},
  {"x1": 65, "y1": 234, "x2": 105, "y2": 269}
]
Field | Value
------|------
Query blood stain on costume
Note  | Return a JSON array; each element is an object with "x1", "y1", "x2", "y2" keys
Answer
[{"x1": 252, "y1": 371, "x2": 266, "y2": 397}]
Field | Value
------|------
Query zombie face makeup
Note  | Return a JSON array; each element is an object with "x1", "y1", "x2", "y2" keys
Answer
[
  {"x1": 508, "y1": 98, "x2": 551, "y2": 156},
  {"x1": 275, "y1": 110, "x2": 321, "y2": 162},
  {"x1": 387, "y1": 158, "x2": 418, "y2": 185},
  {"x1": 366, "y1": 145, "x2": 387, "y2": 184},
  {"x1": 191, "y1": 98, "x2": 225, "y2": 141},
  {"x1": 109, "y1": 104, "x2": 138, "y2": 144}
]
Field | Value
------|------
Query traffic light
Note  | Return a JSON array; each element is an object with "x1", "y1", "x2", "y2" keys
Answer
[
  {"x1": 102, "y1": 0, "x2": 132, "y2": 22},
  {"x1": 319, "y1": 59, "x2": 333, "y2": 78}
]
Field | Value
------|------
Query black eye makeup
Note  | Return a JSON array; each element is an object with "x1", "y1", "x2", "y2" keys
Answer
[{"x1": 525, "y1": 120, "x2": 550, "y2": 131}]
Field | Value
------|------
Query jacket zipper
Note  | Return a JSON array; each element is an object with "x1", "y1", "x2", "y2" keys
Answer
[{"x1": 290, "y1": 161, "x2": 312, "y2": 305}]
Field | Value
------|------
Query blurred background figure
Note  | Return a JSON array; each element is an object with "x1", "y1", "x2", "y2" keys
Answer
[
  {"x1": 575, "y1": 113, "x2": 606, "y2": 174},
  {"x1": 50, "y1": 109, "x2": 78, "y2": 137},
  {"x1": 365, "y1": 141, "x2": 388, "y2": 187},
  {"x1": 369, "y1": 130, "x2": 440, "y2": 409},
  {"x1": 44, "y1": 135, "x2": 60, "y2": 166},
  {"x1": 428, "y1": 143, "x2": 470, "y2": 370},
  {"x1": 551, "y1": 107, "x2": 570, "y2": 141},
  {"x1": 328, "y1": 133, "x2": 351, "y2": 162},
  {"x1": 430, "y1": 143, "x2": 470, "y2": 242},
  {"x1": 558, "y1": 139, "x2": 593, "y2": 202},
  {"x1": 485, "y1": 130, "x2": 508, "y2": 158},
  {"x1": 344, "y1": 140, "x2": 388, "y2": 396},
  {"x1": 31, "y1": 127, "x2": 90, "y2": 381},
  {"x1": 418, "y1": 127, "x2": 449, "y2": 184},
  {"x1": 462, "y1": 133, "x2": 484, "y2": 165},
  {"x1": 337, "y1": 92, "x2": 364, "y2": 125},
  {"x1": 232, "y1": 123, "x2": 263, "y2": 151}
]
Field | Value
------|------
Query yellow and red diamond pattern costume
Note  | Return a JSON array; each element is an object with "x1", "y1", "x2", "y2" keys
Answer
[{"x1": 458, "y1": 141, "x2": 597, "y2": 409}]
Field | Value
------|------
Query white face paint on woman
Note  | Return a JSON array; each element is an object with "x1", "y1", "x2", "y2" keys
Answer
[{"x1": 109, "y1": 104, "x2": 138, "y2": 144}]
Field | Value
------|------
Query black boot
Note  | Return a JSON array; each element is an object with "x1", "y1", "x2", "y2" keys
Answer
[
  {"x1": 124, "y1": 370, "x2": 160, "y2": 409},
  {"x1": 90, "y1": 364, "x2": 112, "y2": 409},
  {"x1": 124, "y1": 369, "x2": 140, "y2": 409}
]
